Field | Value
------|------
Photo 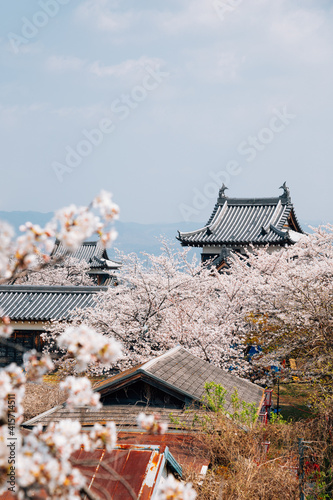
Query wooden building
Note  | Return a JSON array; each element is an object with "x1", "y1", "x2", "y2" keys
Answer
[
  {"x1": 23, "y1": 346, "x2": 265, "y2": 427},
  {"x1": 23, "y1": 346, "x2": 265, "y2": 474},
  {"x1": 177, "y1": 183, "x2": 304, "y2": 269},
  {"x1": 0, "y1": 285, "x2": 106, "y2": 366}
]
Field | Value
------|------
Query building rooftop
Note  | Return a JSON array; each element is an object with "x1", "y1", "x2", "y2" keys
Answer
[
  {"x1": 23, "y1": 404, "x2": 202, "y2": 430},
  {"x1": 51, "y1": 240, "x2": 122, "y2": 270},
  {"x1": 0, "y1": 285, "x2": 105, "y2": 321},
  {"x1": 178, "y1": 183, "x2": 304, "y2": 248},
  {"x1": 0, "y1": 445, "x2": 182, "y2": 500},
  {"x1": 95, "y1": 346, "x2": 264, "y2": 413},
  {"x1": 72, "y1": 444, "x2": 182, "y2": 499},
  {"x1": 24, "y1": 346, "x2": 264, "y2": 429}
]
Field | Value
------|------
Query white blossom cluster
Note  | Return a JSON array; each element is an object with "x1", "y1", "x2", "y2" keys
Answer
[
  {"x1": 0, "y1": 190, "x2": 119, "y2": 281},
  {"x1": 156, "y1": 474, "x2": 197, "y2": 500},
  {"x1": 17, "y1": 422, "x2": 86, "y2": 499},
  {"x1": 57, "y1": 324, "x2": 122, "y2": 371},
  {"x1": 0, "y1": 193, "x2": 200, "y2": 500},
  {"x1": 48, "y1": 242, "x2": 251, "y2": 375},
  {"x1": 0, "y1": 313, "x2": 12, "y2": 339},
  {"x1": 54, "y1": 190, "x2": 119, "y2": 251},
  {"x1": 0, "y1": 374, "x2": 117, "y2": 498},
  {"x1": 0, "y1": 222, "x2": 15, "y2": 279},
  {"x1": 15, "y1": 256, "x2": 94, "y2": 287},
  {"x1": 137, "y1": 412, "x2": 168, "y2": 435},
  {"x1": 89, "y1": 422, "x2": 117, "y2": 451},
  {"x1": 0, "y1": 363, "x2": 25, "y2": 424},
  {"x1": 23, "y1": 350, "x2": 54, "y2": 383},
  {"x1": 93, "y1": 190, "x2": 119, "y2": 221},
  {"x1": 54, "y1": 205, "x2": 100, "y2": 252},
  {"x1": 60, "y1": 376, "x2": 101, "y2": 409},
  {"x1": 11, "y1": 419, "x2": 117, "y2": 498}
]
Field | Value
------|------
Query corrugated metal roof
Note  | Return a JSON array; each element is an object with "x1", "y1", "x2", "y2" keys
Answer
[
  {"x1": 71, "y1": 444, "x2": 181, "y2": 500},
  {"x1": 116, "y1": 433, "x2": 210, "y2": 475},
  {"x1": 0, "y1": 285, "x2": 106, "y2": 321},
  {"x1": 0, "y1": 445, "x2": 182, "y2": 500},
  {"x1": 178, "y1": 190, "x2": 304, "y2": 247},
  {"x1": 51, "y1": 240, "x2": 121, "y2": 270}
]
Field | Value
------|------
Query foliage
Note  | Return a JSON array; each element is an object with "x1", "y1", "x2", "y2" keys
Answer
[
  {"x1": 202, "y1": 382, "x2": 257, "y2": 427},
  {"x1": 185, "y1": 406, "x2": 333, "y2": 500},
  {"x1": 234, "y1": 227, "x2": 333, "y2": 376},
  {"x1": 42, "y1": 224, "x2": 333, "y2": 397},
  {"x1": 1, "y1": 192, "x2": 333, "y2": 497}
]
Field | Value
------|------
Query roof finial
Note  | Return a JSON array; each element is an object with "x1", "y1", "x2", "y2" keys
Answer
[
  {"x1": 219, "y1": 183, "x2": 228, "y2": 198},
  {"x1": 279, "y1": 182, "x2": 290, "y2": 200},
  {"x1": 279, "y1": 182, "x2": 291, "y2": 201}
]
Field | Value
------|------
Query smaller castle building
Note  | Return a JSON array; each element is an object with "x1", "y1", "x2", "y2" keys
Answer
[
  {"x1": 177, "y1": 183, "x2": 304, "y2": 269},
  {"x1": 51, "y1": 240, "x2": 121, "y2": 285}
]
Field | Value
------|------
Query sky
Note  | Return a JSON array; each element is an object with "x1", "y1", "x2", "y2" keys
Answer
[{"x1": 0, "y1": 0, "x2": 333, "y2": 225}]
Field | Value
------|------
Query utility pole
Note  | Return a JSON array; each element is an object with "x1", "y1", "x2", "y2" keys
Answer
[{"x1": 298, "y1": 439, "x2": 304, "y2": 500}]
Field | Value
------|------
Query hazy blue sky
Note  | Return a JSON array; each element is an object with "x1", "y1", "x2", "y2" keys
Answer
[{"x1": 0, "y1": 0, "x2": 332, "y2": 225}]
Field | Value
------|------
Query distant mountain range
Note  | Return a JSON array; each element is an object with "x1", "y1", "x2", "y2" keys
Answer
[
  {"x1": 0, "y1": 211, "x2": 202, "y2": 258},
  {"x1": 0, "y1": 211, "x2": 330, "y2": 259}
]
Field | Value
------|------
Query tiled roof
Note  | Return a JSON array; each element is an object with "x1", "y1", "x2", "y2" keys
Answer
[
  {"x1": 23, "y1": 346, "x2": 264, "y2": 431},
  {"x1": 23, "y1": 347, "x2": 264, "y2": 429},
  {"x1": 0, "y1": 285, "x2": 105, "y2": 321},
  {"x1": 145, "y1": 347, "x2": 264, "y2": 411},
  {"x1": 23, "y1": 404, "x2": 202, "y2": 430},
  {"x1": 51, "y1": 240, "x2": 121, "y2": 270},
  {"x1": 95, "y1": 346, "x2": 264, "y2": 414},
  {"x1": 178, "y1": 186, "x2": 304, "y2": 247}
]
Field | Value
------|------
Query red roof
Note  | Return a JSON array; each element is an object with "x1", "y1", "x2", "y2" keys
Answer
[
  {"x1": 0, "y1": 445, "x2": 181, "y2": 500},
  {"x1": 117, "y1": 432, "x2": 210, "y2": 475},
  {"x1": 72, "y1": 445, "x2": 167, "y2": 500}
]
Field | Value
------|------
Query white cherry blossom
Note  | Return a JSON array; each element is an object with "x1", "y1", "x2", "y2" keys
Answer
[
  {"x1": 93, "y1": 190, "x2": 120, "y2": 222},
  {"x1": 60, "y1": 376, "x2": 101, "y2": 409},
  {"x1": 137, "y1": 412, "x2": 168, "y2": 435},
  {"x1": 57, "y1": 324, "x2": 122, "y2": 372},
  {"x1": 156, "y1": 474, "x2": 197, "y2": 500},
  {"x1": 23, "y1": 350, "x2": 54, "y2": 383},
  {"x1": 89, "y1": 422, "x2": 117, "y2": 452}
]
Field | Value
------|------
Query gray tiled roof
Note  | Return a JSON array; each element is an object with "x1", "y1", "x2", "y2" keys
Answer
[
  {"x1": 178, "y1": 189, "x2": 304, "y2": 247},
  {"x1": 0, "y1": 285, "x2": 105, "y2": 321},
  {"x1": 51, "y1": 240, "x2": 121, "y2": 270},
  {"x1": 144, "y1": 348, "x2": 263, "y2": 411},
  {"x1": 23, "y1": 404, "x2": 202, "y2": 430},
  {"x1": 95, "y1": 347, "x2": 265, "y2": 414},
  {"x1": 23, "y1": 347, "x2": 264, "y2": 429}
]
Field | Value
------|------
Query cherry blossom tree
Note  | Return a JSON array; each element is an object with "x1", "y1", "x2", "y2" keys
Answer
[
  {"x1": 225, "y1": 226, "x2": 333, "y2": 373},
  {"x1": 9, "y1": 256, "x2": 93, "y2": 286},
  {"x1": 0, "y1": 190, "x2": 119, "y2": 284},
  {"x1": 0, "y1": 192, "x2": 194, "y2": 499},
  {"x1": 47, "y1": 224, "x2": 333, "y2": 392},
  {"x1": 47, "y1": 241, "x2": 251, "y2": 376}
]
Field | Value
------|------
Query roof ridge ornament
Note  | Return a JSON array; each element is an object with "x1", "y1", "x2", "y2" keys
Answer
[
  {"x1": 279, "y1": 182, "x2": 291, "y2": 202},
  {"x1": 219, "y1": 183, "x2": 228, "y2": 198}
]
